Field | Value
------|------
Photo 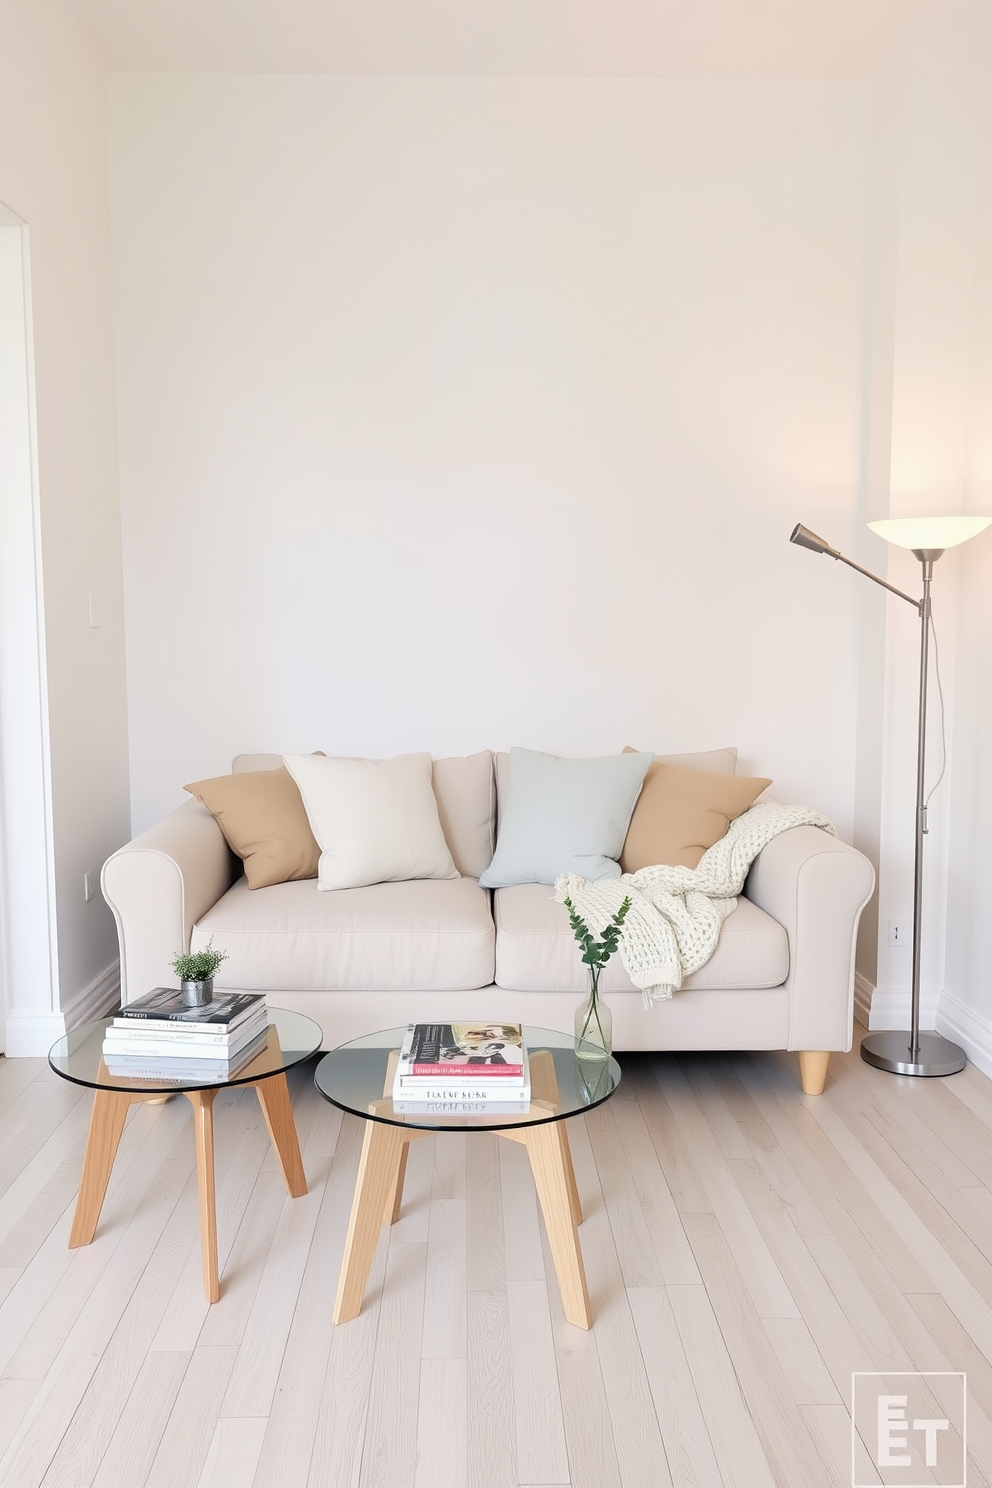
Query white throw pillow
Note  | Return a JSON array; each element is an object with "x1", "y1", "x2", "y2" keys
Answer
[{"x1": 283, "y1": 752, "x2": 459, "y2": 890}]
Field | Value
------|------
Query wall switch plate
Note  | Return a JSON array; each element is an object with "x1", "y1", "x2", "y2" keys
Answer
[
  {"x1": 84, "y1": 871, "x2": 96, "y2": 903},
  {"x1": 888, "y1": 919, "x2": 907, "y2": 947},
  {"x1": 88, "y1": 594, "x2": 102, "y2": 628}
]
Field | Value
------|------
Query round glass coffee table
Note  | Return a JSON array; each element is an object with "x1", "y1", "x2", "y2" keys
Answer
[
  {"x1": 315, "y1": 1026, "x2": 621, "y2": 1329},
  {"x1": 50, "y1": 1007, "x2": 322, "y2": 1302}
]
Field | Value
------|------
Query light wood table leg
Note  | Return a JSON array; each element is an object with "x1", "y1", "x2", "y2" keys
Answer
[
  {"x1": 252, "y1": 1074, "x2": 307, "y2": 1197},
  {"x1": 334, "y1": 1117, "x2": 427, "y2": 1324},
  {"x1": 384, "y1": 1143, "x2": 409, "y2": 1225},
  {"x1": 186, "y1": 1089, "x2": 220, "y2": 1303},
  {"x1": 559, "y1": 1124, "x2": 583, "y2": 1228},
  {"x1": 69, "y1": 1088, "x2": 135, "y2": 1248},
  {"x1": 505, "y1": 1119, "x2": 591, "y2": 1329},
  {"x1": 527, "y1": 1047, "x2": 582, "y2": 1226}
]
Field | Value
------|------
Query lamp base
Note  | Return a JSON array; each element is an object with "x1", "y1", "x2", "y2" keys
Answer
[{"x1": 860, "y1": 1030, "x2": 966, "y2": 1077}]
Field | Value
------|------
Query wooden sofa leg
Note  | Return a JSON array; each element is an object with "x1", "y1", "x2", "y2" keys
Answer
[{"x1": 798, "y1": 1051, "x2": 830, "y2": 1095}]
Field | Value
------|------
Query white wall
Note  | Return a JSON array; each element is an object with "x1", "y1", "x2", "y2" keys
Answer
[
  {"x1": 110, "y1": 74, "x2": 871, "y2": 841},
  {"x1": 938, "y1": 4, "x2": 992, "y2": 1067},
  {"x1": 858, "y1": 0, "x2": 992, "y2": 1062},
  {"x1": 0, "y1": 0, "x2": 130, "y2": 1049}
]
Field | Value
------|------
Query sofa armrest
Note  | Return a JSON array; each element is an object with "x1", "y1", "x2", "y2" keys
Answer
[
  {"x1": 101, "y1": 799, "x2": 239, "y2": 1005},
  {"x1": 744, "y1": 825, "x2": 875, "y2": 1053}
]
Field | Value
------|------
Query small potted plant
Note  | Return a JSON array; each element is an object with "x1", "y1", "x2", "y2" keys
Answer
[
  {"x1": 171, "y1": 939, "x2": 229, "y2": 1007},
  {"x1": 562, "y1": 895, "x2": 632, "y2": 1060}
]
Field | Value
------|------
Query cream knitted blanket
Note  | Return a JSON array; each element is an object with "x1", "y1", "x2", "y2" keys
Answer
[{"x1": 554, "y1": 801, "x2": 834, "y2": 1004}]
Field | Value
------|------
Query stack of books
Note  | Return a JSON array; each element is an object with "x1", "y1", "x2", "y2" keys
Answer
[
  {"x1": 102, "y1": 988, "x2": 269, "y2": 1081},
  {"x1": 391, "y1": 1022, "x2": 530, "y2": 1114}
]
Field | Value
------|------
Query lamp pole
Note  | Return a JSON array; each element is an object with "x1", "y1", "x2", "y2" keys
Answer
[{"x1": 790, "y1": 523, "x2": 966, "y2": 1077}]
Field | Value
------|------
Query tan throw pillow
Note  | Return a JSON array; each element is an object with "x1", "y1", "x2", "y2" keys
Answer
[
  {"x1": 620, "y1": 749, "x2": 771, "y2": 872},
  {"x1": 184, "y1": 766, "x2": 321, "y2": 890}
]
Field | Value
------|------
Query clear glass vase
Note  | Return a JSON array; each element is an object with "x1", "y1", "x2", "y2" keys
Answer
[{"x1": 575, "y1": 968, "x2": 612, "y2": 1060}]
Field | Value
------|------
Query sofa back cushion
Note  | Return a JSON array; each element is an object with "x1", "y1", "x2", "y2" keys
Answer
[{"x1": 233, "y1": 750, "x2": 495, "y2": 880}]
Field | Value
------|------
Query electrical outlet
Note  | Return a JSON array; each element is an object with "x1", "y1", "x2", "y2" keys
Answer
[
  {"x1": 84, "y1": 871, "x2": 96, "y2": 903},
  {"x1": 88, "y1": 594, "x2": 102, "y2": 629},
  {"x1": 888, "y1": 919, "x2": 907, "y2": 947}
]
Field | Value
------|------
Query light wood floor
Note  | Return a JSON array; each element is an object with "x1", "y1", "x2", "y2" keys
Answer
[{"x1": 1, "y1": 1035, "x2": 991, "y2": 1487}]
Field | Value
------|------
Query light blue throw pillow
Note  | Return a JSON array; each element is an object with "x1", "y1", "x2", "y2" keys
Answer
[{"x1": 479, "y1": 747, "x2": 654, "y2": 887}]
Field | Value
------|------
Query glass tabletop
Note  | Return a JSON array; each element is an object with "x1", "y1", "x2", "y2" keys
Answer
[
  {"x1": 314, "y1": 1025, "x2": 621, "y2": 1132},
  {"x1": 49, "y1": 1007, "x2": 323, "y2": 1095}
]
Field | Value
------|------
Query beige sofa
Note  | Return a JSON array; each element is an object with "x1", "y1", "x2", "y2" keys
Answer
[{"x1": 102, "y1": 749, "x2": 875, "y2": 1094}]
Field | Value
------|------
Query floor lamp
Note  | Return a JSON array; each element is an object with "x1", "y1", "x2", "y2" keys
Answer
[{"x1": 790, "y1": 514, "x2": 991, "y2": 1077}]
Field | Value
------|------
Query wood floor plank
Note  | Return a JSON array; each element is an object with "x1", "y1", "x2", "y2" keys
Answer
[
  {"x1": 218, "y1": 1139, "x2": 328, "y2": 1418},
  {"x1": 659, "y1": 1061, "x2": 801, "y2": 1320},
  {"x1": 506, "y1": 1277, "x2": 569, "y2": 1487},
  {"x1": 801, "y1": 1085, "x2": 992, "y2": 1360},
  {"x1": 582, "y1": 1101, "x2": 664, "y2": 1288},
  {"x1": 0, "y1": 1378, "x2": 37, "y2": 1460},
  {"x1": 799, "y1": 1403, "x2": 855, "y2": 1488},
  {"x1": 555, "y1": 1347, "x2": 623, "y2": 1488},
  {"x1": 628, "y1": 1287, "x2": 721, "y2": 1488},
  {"x1": 414, "y1": 1357, "x2": 467, "y2": 1488},
  {"x1": 196, "y1": 1417, "x2": 269, "y2": 1488},
  {"x1": 499, "y1": 1135, "x2": 546, "y2": 1283},
  {"x1": 680, "y1": 1212, "x2": 833, "y2": 1488},
  {"x1": 0, "y1": 1147, "x2": 197, "y2": 1488},
  {"x1": 304, "y1": 1181, "x2": 388, "y2": 1488},
  {"x1": 725, "y1": 1153, "x2": 880, "y2": 1390},
  {"x1": 2, "y1": 1111, "x2": 195, "y2": 1384},
  {"x1": 467, "y1": 1287, "x2": 517, "y2": 1488},
  {"x1": 629, "y1": 1061, "x2": 712, "y2": 1215},
  {"x1": 0, "y1": 1266, "x2": 22, "y2": 1306},
  {"x1": 247, "y1": 1108, "x2": 351, "y2": 1488},
  {"x1": 0, "y1": 1056, "x2": 49, "y2": 1117},
  {"x1": 608, "y1": 1096, "x2": 701, "y2": 1284},
  {"x1": 743, "y1": 1063, "x2": 938, "y2": 1294},
  {"x1": 89, "y1": 1349, "x2": 191, "y2": 1488},
  {"x1": 422, "y1": 1196, "x2": 467, "y2": 1360},
  {"x1": 465, "y1": 1132, "x2": 504, "y2": 1294},
  {"x1": 359, "y1": 1240, "x2": 428, "y2": 1488},
  {"x1": 144, "y1": 1346, "x2": 240, "y2": 1488},
  {"x1": 557, "y1": 1148, "x2": 672, "y2": 1488},
  {"x1": 31, "y1": 1159, "x2": 202, "y2": 1488},
  {"x1": 761, "y1": 1317, "x2": 842, "y2": 1406},
  {"x1": 667, "y1": 1282, "x2": 777, "y2": 1488}
]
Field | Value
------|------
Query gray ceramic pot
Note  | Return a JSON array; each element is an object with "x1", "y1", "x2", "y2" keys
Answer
[{"x1": 181, "y1": 978, "x2": 214, "y2": 1007}]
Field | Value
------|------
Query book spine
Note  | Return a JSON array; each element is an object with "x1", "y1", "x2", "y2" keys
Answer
[
  {"x1": 103, "y1": 1040, "x2": 259, "y2": 1060},
  {"x1": 111, "y1": 1014, "x2": 255, "y2": 1034},
  {"x1": 392, "y1": 1084, "x2": 531, "y2": 1104},
  {"x1": 392, "y1": 1100, "x2": 531, "y2": 1115},
  {"x1": 104, "y1": 1026, "x2": 251, "y2": 1047},
  {"x1": 396, "y1": 1073, "x2": 526, "y2": 1088},
  {"x1": 400, "y1": 1064, "x2": 523, "y2": 1078}
]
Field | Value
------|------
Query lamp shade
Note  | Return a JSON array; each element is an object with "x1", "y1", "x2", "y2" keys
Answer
[{"x1": 868, "y1": 516, "x2": 992, "y2": 551}]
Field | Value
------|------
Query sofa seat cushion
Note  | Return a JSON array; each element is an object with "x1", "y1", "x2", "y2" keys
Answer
[
  {"x1": 493, "y1": 884, "x2": 788, "y2": 993},
  {"x1": 192, "y1": 876, "x2": 495, "y2": 992}
]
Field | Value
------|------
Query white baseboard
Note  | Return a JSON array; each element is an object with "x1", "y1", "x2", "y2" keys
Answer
[
  {"x1": 935, "y1": 989, "x2": 992, "y2": 1081},
  {"x1": 854, "y1": 973, "x2": 873, "y2": 1030},
  {"x1": 61, "y1": 960, "x2": 120, "y2": 1032},
  {"x1": 863, "y1": 983, "x2": 939, "y2": 1032},
  {"x1": 4, "y1": 960, "x2": 120, "y2": 1057}
]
